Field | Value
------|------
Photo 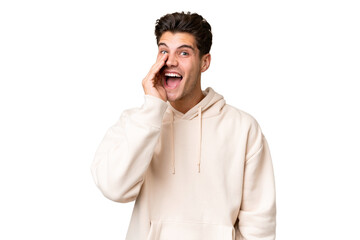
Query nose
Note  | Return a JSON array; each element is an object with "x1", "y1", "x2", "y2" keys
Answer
[{"x1": 166, "y1": 53, "x2": 178, "y2": 68}]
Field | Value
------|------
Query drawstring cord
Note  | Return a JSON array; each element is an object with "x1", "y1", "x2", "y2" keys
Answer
[
  {"x1": 198, "y1": 107, "x2": 202, "y2": 173},
  {"x1": 170, "y1": 110, "x2": 175, "y2": 174}
]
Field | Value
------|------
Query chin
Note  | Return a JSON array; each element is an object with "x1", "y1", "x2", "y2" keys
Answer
[
  {"x1": 166, "y1": 94, "x2": 177, "y2": 102},
  {"x1": 166, "y1": 91, "x2": 182, "y2": 102}
]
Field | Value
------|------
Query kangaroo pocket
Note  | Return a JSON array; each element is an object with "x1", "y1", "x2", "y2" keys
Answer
[{"x1": 146, "y1": 220, "x2": 235, "y2": 240}]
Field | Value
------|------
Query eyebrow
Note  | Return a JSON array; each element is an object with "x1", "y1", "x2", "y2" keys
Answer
[{"x1": 158, "y1": 42, "x2": 195, "y2": 51}]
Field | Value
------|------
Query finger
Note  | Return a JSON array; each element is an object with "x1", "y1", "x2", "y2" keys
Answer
[
  {"x1": 144, "y1": 54, "x2": 168, "y2": 85},
  {"x1": 152, "y1": 53, "x2": 168, "y2": 74},
  {"x1": 157, "y1": 52, "x2": 168, "y2": 63}
]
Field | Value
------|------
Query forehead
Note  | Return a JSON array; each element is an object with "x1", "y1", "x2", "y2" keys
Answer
[{"x1": 158, "y1": 32, "x2": 197, "y2": 49}]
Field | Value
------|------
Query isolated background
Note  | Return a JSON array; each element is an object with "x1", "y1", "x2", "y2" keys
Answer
[{"x1": 1, "y1": 0, "x2": 359, "y2": 239}]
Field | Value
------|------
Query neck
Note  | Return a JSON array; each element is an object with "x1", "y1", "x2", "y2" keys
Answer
[{"x1": 170, "y1": 88, "x2": 205, "y2": 114}]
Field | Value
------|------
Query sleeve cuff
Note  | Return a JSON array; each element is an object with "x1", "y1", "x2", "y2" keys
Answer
[{"x1": 136, "y1": 95, "x2": 168, "y2": 128}]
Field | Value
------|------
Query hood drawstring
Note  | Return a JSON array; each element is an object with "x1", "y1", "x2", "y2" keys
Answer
[
  {"x1": 197, "y1": 107, "x2": 202, "y2": 173},
  {"x1": 170, "y1": 110, "x2": 175, "y2": 174},
  {"x1": 170, "y1": 107, "x2": 203, "y2": 174}
]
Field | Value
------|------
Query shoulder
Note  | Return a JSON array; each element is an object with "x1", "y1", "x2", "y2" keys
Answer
[
  {"x1": 222, "y1": 104, "x2": 261, "y2": 130},
  {"x1": 222, "y1": 104, "x2": 264, "y2": 159}
]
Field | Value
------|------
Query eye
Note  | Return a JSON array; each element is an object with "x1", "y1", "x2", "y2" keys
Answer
[
  {"x1": 160, "y1": 50, "x2": 168, "y2": 54},
  {"x1": 180, "y1": 51, "x2": 189, "y2": 56}
]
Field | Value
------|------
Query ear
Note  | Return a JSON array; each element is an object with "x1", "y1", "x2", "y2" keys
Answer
[{"x1": 200, "y1": 53, "x2": 211, "y2": 73}]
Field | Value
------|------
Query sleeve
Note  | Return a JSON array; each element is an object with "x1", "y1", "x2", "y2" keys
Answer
[
  {"x1": 91, "y1": 95, "x2": 168, "y2": 203},
  {"x1": 237, "y1": 124, "x2": 276, "y2": 240}
]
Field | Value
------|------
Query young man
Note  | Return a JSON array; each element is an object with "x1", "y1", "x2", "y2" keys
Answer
[{"x1": 91, "y1": 12, "x2": 276, "y2": 240}]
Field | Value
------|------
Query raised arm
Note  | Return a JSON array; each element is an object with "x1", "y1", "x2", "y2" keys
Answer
[{"x1": 91, "y1": 53, "x2": 169, "y2": 202}]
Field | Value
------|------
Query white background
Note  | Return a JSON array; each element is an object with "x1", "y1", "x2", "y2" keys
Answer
[{"x1": 1, "y1": 0, "x2": 359, "y2": 239}]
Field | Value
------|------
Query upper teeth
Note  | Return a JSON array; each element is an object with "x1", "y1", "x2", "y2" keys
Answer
[{"x1": 165, "y1": 73, "x2": 181, "y2": 78}]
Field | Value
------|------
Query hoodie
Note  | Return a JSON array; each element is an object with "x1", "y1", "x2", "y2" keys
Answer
[{"x1": 91, "y1": 87, "x2": 276, "y2": 240}]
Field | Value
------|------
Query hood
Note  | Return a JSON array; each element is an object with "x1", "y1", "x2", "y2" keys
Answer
[
  {"x1": 164, "y1": 87, "x2": 226, "y2": 174},
  {"x1": 166, "y1": 87, "x2": 226, "y2": 120}
]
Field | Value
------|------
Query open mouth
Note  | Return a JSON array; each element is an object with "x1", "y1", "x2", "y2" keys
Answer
[{"x1": 164, "y1": 72, "x2": 183, "y2": 89}]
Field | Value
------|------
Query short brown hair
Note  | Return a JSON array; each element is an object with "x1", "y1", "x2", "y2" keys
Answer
[{"x1": 155, "y1": 12, "x2": 212, "y2": 57}]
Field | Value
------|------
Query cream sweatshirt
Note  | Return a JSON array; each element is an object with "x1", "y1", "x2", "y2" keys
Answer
[{"x1": 91, "y1": 88, "x2": 276, "y2": 240}]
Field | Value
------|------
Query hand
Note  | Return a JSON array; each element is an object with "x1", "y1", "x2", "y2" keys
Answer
[{"x1": 142, "y1": 53, "x2": 168, "y2": 102}]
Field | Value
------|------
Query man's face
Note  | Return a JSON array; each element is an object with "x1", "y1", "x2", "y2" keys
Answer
[{"x1": 157, "y1": 31, "x2": 209, "y2": 103}]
